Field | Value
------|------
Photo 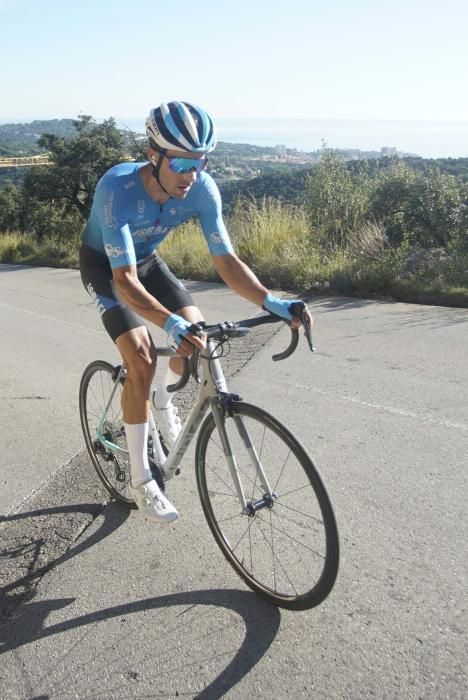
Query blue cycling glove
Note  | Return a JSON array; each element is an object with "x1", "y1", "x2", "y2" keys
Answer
[
  {"x1": 164, "y1": 313, "x2": 194, "y2": 350},
  {"x1": 263, "y1": 293, "x2": 303, "y2": 321}
]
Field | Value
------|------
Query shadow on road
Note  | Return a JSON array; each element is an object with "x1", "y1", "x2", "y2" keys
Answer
[
  {"x1": 0, "y1": 501, "x2": 129, "y2": 621},
  {"x1": 1, "y1": 498, "x2": 283, "y2": 698},
  {"x1": 1, "y1": 588, "x2": 281, "y2": 699},
  {"x1": 310, "y1": 293, "x2": 468, "y2": 328}
]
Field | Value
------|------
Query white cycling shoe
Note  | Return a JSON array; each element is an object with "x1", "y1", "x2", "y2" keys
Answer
[
  {"x1": 153, "y1": 402, "x2": 182, "y2": 449},
  {"x1": 128, "y1": 479, "x2": 178, "y2": 524}
]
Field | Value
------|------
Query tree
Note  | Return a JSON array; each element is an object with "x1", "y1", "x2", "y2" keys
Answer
[
  {"x1": 0, "y1": 184, "x2": 21, "y2": 232},
  {"x1": 369, "y1": 162, "x2": 468, "y2": 249},
  {"x1": 22, "y1": 115, "x2": 128, "y2": 223},
  {"x1": 306, "y1": 151, "x2": 370, "y2": 250}
]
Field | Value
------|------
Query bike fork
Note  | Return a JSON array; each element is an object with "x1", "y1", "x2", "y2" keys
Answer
[{"x1": 211, "y1": 402, "x2": 276, "y2": 515}]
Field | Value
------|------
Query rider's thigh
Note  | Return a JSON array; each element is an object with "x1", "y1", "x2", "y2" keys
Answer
[{"x1": 116, "y1": 326, "x2": 157, "y2": 382}]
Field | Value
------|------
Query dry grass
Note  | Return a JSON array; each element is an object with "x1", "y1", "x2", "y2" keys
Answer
[
  {"x1": 1, "y1": 199, "x2": 467, "y2": 307},
  {"x1": 347, "y1": 221, "x2": 389, "y2": 261},
  {"x1": 0, "y1": 231, "x2": 80, "y2": 267}
]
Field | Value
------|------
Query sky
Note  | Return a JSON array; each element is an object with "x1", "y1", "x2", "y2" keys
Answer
[{"x1": 1, "y1": 0, "x2": 467, "y2": 130}]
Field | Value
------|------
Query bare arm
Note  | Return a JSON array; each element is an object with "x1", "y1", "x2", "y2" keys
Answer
[
  {"x1": 212, "y1": 252, "x2": 312, "y2": 329},
  {"x1": 212, "y1": 253, "x2": 268, "y2": 306}
]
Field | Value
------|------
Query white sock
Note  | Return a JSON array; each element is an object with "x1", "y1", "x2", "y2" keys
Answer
[
  {"x1": 153, "y1": 366, "x2": 181, "y2": 409},
  {"x1": 124, "y1": 422, "x2": 152, "y2": 488}
]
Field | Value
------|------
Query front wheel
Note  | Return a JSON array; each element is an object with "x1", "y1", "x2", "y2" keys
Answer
[{"x1": 195, "y1": 402, "x2": 339, "y2": 610}]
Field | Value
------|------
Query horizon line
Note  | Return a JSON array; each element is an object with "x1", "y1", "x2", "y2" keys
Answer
[{"x1": 1, "y1": 116, "x2": 468, "y2": 125}]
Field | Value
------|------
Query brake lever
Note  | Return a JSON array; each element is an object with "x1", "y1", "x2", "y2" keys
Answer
[
  {"x1": 189, "y1": 351, "x2": 202, "y2": 384},
  {"x1": 301, "y1": 307, "x2": 316, "y2": 352}
]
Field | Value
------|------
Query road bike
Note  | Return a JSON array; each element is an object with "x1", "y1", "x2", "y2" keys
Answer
[{"x1": 79, "y1": 307, "x2": 339, "y2": 610}]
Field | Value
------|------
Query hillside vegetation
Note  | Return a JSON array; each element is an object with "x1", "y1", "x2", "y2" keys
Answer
[
  {"x1": 0, "y1": 116, "x2": 467, "y2": 307},
  {"x1": 0, "y1": 119, "x2": 77, "y2": 155}
]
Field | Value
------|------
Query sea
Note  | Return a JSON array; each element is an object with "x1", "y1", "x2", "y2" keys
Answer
[{"x1": 117, "y1": 117, "x2": 468, "y2": 159}]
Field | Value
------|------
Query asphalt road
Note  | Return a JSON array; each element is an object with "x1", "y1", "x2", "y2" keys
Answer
[{"x1": 0, "y1": 264, "x2": 467, "y2": 699}]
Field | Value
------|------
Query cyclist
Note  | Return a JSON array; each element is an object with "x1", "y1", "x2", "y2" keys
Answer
[{"x1": 80, "y1": 100, "x2": 312, "y2": 525}]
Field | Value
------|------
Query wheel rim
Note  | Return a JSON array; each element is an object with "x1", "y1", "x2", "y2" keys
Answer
[
  {"x1": 199, "y1": 409, "x2": 335, "y2": 604},
  {"x1": 83, "y1": 365, "x2": 132, "y2": 503}
]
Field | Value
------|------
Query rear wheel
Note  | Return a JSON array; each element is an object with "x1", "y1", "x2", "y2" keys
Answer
[
  {"x1": 79, "y1": 360, "x2": 135, "y2": 507},
  {"x1": 195, "y1": 402, "x2": 339, "y2": 610}
]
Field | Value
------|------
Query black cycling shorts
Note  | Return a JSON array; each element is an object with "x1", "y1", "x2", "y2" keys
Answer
[{"x1": 79, "y1": 245, "x2": 194, "y2": 342}]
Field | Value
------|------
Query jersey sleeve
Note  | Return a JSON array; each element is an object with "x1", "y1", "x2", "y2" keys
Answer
[
  {"x1": 94, "y1": 176, "x2": 137, "y2": 269},
  {"x1": 196, "y1": 173, "x2": 234, "y2": 256}
]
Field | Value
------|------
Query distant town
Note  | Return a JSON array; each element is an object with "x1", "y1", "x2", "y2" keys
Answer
[
  {"x1": 271, "y1": 143, "x2": 401, "y2": 160},
  {"x1": 208, "y1": 141, "x2": 413, "y2": 184}
]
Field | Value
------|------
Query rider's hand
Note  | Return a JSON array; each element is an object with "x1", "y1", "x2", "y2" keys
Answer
[
  {"x1": 164, "y1": 314, "x2": 207, "y2": 357},
  {"x1": 263, "y1": 293, "x2": 313, "y2": 330}
]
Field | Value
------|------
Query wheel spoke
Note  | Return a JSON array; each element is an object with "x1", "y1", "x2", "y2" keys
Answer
[
  {"x1": 208, "y1": 490, "x2": 239, "y2": 500},
  {"x1": 274, "y1": 499, "x2": 324, "y2": 526},
  {"x1": 231, "y1": 517, "x2": 256, "y2": 555},
  {"x1": 273, "y1": 448, "x2": 293, "y2": 493},
  {"x1": 217, "y1": 512, "x2": 244, "y2": 524},
  {"x1": 253, "y1": 516, "x2": 298, "y2": 595},
  {"x1": 269, "y1": 509, "x2": 277, "y2": 592},
  {"x1": 278, "y1": 482, "x2": 316, "y2": 498},
  {"x1": 270, "y1": 508, "x2": 322, "y2": 583},
  {"x1": 205, "y1": 459, "x2": 237, "y2": 497},
  {"x1": 255, "y1": 512, "x2": 325, "y2": 560}
]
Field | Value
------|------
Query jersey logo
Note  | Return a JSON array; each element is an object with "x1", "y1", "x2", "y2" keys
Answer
[
  {"x1": 124, "y1": 180, "x2": 136, "y2": 190},
  {"x1": 134, "y1": 225, "x2": 157, "y2": 238},
  {"x1": 137, "y1": 199, "x2": 145, "y2": 215},
  {"x1": 210, "y1": 232, "x2": 223, "y2": 244},
  {"x1": 105, "y1": 243, "x2": 126, "y2": 258},
  {"x1": 170, "y1": 208, "x2": 177, "y2": 215},
  {"x1": 104, "y1": 191, "x2": 118, "y2": 229}
]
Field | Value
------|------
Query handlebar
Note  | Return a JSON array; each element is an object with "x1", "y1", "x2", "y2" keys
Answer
[{"x1": 167, "y1": 302, "x2": 315, "y2": 393}]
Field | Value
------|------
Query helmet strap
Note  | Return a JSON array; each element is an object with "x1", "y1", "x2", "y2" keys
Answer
[{"x1": 151, "y1": 154, "x2": 169, "y2": 195}]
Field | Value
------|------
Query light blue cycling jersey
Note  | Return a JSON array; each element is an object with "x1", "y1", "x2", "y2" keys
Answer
[{"x1": 82, "y1": 162, "x2": 233, "y2": 269}]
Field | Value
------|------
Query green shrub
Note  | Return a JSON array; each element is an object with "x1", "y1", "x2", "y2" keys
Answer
[{"x1": 306, "y1": 151, "x2": 371, "y2": 250}]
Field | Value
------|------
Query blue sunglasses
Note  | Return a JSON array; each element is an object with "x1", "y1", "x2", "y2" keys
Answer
[{"x1": 166, "y1": 155, "x2": 207, "y2": 174}]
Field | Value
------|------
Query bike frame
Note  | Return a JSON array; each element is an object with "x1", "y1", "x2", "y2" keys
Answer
[{"x1": 96, "y1": 340, "x2": 274, "y2": 512}]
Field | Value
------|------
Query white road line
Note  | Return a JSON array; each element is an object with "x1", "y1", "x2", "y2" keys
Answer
[
  {"x1": 0, "y1": 300, "x2": 107, "y2": 337},
  {"x1": 299, "y1": 384, "x2": 468, "y2": 432}
]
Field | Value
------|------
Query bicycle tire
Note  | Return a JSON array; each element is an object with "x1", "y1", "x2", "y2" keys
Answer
[
  {"x1": 79, "y1": 360, "x2": 136, "y2": 508},
  {"x1": 195, "y1": 401, "x2": 339, "y2": 610}
]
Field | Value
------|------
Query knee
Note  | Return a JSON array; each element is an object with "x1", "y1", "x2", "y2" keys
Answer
[
  {"x1": 126, "y1": 344, "x2": 157, "y2": 386},
  {"x1": 176, "y1": 305, "x2": 204, "y2": 324}
]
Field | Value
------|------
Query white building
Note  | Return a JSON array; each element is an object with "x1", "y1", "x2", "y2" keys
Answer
[{"x1": 275, "y1": 144, "x2": 287, "y2": 156}]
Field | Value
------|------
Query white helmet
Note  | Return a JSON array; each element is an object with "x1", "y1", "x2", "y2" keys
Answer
[{"x1": 146, "y1": 100, "x2": 217, "y2": 153}]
